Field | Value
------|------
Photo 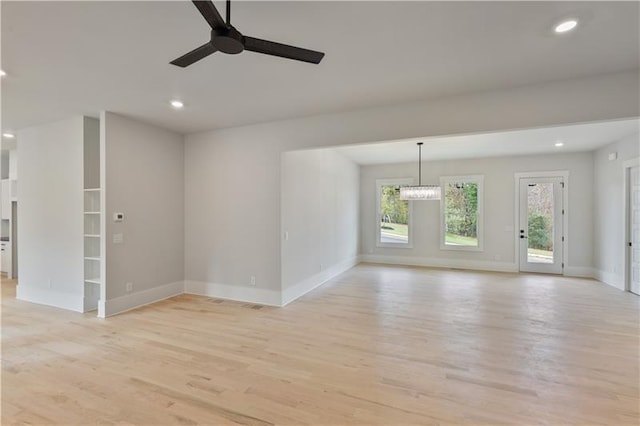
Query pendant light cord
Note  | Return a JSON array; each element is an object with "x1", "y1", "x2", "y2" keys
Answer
[{"x1": 417, "y1": 142, "x2": 423, "y2": 186}]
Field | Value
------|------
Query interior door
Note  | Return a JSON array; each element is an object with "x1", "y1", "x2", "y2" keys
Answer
[
  {"x1": 629, "y1": 166, "x2": 640, "y2": 295},
  {"x1": 519, "y1": 177, "x2": 564, "y2": 274}
]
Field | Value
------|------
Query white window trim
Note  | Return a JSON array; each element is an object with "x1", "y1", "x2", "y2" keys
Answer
[
  {"x1": 440, "y1": 175, "x2": 484, "y2": 252},
  {"x1": 376, "y1": 178, "x2": 414, "y2": 249}
]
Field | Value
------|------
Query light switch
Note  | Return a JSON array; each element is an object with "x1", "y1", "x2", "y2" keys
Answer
[{"x1": 113, "y1": 233, "x2": 124, "y2": 244}]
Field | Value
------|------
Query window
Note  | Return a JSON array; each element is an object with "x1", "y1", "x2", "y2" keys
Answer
[
  {"x1": 440, "y1": 175, "x2": 484, "y2": 251},
  {"x1": 376, "y1": 178, "x2": 412, "y2": 248}
]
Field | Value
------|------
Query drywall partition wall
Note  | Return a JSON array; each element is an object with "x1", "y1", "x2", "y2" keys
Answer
[
  {"x1": 184, "y1": 71, "x2": 638, "y2": 305},
  {"x1": 184, "y1": 128, "x2": 284, "y2": 305},
  {"x1": 359, "y1": 152, "x2": 594, "y2": 274},
  {"x1": 281, "y1": 149, "x2": 359, "y2": 304},
  {"x1": 594, "y1": 132, "x2": 640, "y2": 289},
  {"x1": 16, "y1": 116, "x2": 86, "y2": 311},
  {"x1": 100, "y1": 112, "x2": 184, "y2": 316},
  {"x1": 8, "y1": 149, "x2": 17, "y2": 180}
]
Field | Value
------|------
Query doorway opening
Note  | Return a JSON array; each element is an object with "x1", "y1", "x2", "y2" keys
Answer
[
  {"x1": 625, "y1": 161, "x2": 640, "y2": 295},
  {"x1": 515, "y1": 172, "x2": 567, "y2": 274}
]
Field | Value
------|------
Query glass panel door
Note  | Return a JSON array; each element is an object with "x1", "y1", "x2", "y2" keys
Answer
[{"x1": 519, "y1": 177, "x2": 563, "y2": 274}]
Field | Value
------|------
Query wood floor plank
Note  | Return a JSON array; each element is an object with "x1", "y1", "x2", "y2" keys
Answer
[{"x1": 2, "y1": 264, "x2": 639, "y2": 424}]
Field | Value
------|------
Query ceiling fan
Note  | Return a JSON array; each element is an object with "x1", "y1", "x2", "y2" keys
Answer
[{"x1": 171, "y1": 0, "x2": 325, "y2": 67}]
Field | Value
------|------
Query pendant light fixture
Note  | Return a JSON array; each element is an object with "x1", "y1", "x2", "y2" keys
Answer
[{"x1": 399, "y1": 142, "x2": 441, "y2": 201}]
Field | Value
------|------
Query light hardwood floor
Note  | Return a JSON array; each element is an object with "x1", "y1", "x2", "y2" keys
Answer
[{"x1": 2, "y1": 264, "x2": 639, "y2": 425}]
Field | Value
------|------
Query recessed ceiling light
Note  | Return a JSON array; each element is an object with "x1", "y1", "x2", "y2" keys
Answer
[
  {"x1": 170, "y1": 100, "x2": 184, "y2": 109},
  {"x1": 0, "y1": 70, "x2": 6, "y2": 77},
  {"x1": 555, "y1": 141, "x2": 564, "y2": 147},
  {"x1": 2, "y1": 133, "x2": 15, "y2": 139},
  {"x1": 555, "y1": 19, "x2": 578, "y2": 34}
]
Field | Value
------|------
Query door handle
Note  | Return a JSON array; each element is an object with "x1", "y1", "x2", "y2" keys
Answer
[{"x1": 520, "y1": 235, "x2": 528, "y2": 239}]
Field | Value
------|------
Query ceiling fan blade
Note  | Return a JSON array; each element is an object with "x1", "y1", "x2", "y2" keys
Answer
[
  {"x1": 192, "y1": 0, "x2": 225, "y2": 29},
  {"x1": 243, "y1": 36, "x2": 324, "y2": 64},
  {"x1": 170, "y1": 42, "x2": 217, "y2": 67}
]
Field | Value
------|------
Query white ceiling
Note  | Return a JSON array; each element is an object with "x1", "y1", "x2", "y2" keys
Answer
[
  {"x1": 333, "y1": 119, "x2": 639, "y2": 165},
  {"x1": 1, "y1": 1, "x2": 638, "y2": 134}
]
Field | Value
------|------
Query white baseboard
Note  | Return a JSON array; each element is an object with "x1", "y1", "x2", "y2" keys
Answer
[
  {"x1": 360, "y1": 254, "x2": 518, "y2": 273},
  {"x1": 16, "y1": 285, "x2": 85, "y2": 313},
  {"x1": 98, "y1": 281, "x2": 184, "y2": 318},
  {"x1": 282, "y1": 256, "x2": 360, "y2": 306},
  {"x1": 594, "y1": 269, "x2": 624, "y2": 291},
  {"x1": 184, "y1": 280, "x2": 281, "y2": 307},
  {"x1": 563, "y1": 266, "x2": 596, "y2": 279}
]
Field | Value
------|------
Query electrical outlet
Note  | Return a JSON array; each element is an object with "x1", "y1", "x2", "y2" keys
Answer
[
  {"x1": 126, "y1": 282, "x2": 133, "y2": 292},
  {"x1": 113, "y1": 233, "x2": 124, "y2": 244},
  {"x1": 320, "y1": 263, "x2": 324, "y2": 271},
  {"x1": 250, "y1": 276, "x2": 256, "y2": 286},
  {"x1": 48, "y1": 279, "x2": 52, "y2": 289},
  {"x1": 284, "y1": 231, "x2": 289, "y2": 241}
]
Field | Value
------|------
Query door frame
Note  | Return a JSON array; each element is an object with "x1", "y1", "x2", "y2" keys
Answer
[
  {"x1": 514, "y1": 171, "x2": 569, "y2": 274},
  {"x1": 623, "y1": 157, "x2": 640, "y2": 292}
]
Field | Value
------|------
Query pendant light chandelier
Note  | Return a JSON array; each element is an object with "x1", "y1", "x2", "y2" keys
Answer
[{"x1": 399, "y1": 142, "x2": 441, "y2": 201}]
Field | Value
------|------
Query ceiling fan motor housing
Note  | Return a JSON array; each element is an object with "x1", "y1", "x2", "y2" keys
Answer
[{"x1": 211, "y1": 26, "x2": 244, "y2": 54}]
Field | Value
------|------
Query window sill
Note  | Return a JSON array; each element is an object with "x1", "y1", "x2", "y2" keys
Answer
[
  {"x1": 376, "y1": 243, "x2": 414, "y2": 249},
  {"x1": 439, "y1": 245, "x2": 484, "y2": 252}
]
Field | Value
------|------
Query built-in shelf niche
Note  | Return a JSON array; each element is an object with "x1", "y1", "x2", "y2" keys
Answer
[
  {"x1": 83, "y1": 185, "x2": 102, "y2": 312},
  {"x1": 84, "y1": 211, "x2": 100, "y2": 235},
  {"x1": 84, "y1": 235, "x2": 101, "y2": 258},
  {"x1": 84, "y1": 189, "x2": 100, "y2": 211},
  {"x1": 84, "y1": 257, "x2": 100, "y2": 283}
]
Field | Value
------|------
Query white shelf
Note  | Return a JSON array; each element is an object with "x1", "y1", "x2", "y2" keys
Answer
[{"x1": 84, "y1": 143, "x2": 101, "y2": 314}]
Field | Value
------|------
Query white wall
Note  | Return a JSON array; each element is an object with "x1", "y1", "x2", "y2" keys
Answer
[
  {"x1": 593, "y1": 132, "x2": 640, "y2": 289},
  {"x1": 9, "y1": 149, "x2": 18, "y2": 179},
  {"x1": 83, "y1": 117, "x2": 100, "y2": 190},
  {"x1": 101, "y1": 112, "x2": 184, "y2": 316},
  {"x1": 281, "y1": 149, "x2": 359, "y2": 304},
  {"x1": 184, "y1": 71, "x2": 638, "y2": 302},
  {"x1": 16, "y1": 116, "x2": 86, "y2": 311},
  {"x1": 183, "y1": 131, "x2": 284, "y2": 303},
  {"x1": 359, "y1": 152, "x2": 594, "y2": 274}
]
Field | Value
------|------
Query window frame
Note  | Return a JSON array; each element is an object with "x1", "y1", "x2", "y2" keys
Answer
[
  {"x1": 439, "y1": 175, "x2": 484, "y2": 252},
  {"x1": 375, "y1": 178, "x2": 414, "y2": 249}
]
